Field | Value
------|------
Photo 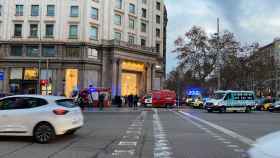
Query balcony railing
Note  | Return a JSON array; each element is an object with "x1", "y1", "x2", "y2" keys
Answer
[{"x1": 102, "y1": 39, "x2": 156, "y2": 53}]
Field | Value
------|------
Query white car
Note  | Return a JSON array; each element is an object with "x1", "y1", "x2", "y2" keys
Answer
[
  {"x1": 248, "y1": 131, "x2": 280, "y2": 158},
  {"x1": 0, "y1": 95, "x2": 84, "y2": 143}
]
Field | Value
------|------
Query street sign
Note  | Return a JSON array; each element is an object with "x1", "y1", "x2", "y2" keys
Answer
[{"x1": 0, "y1": 72, "x2": 4, "y2": 81}]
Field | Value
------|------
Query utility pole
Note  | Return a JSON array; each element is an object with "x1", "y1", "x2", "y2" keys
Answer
[{"x1": 217, "y1": 18, "x2": 221, "y2": 90}]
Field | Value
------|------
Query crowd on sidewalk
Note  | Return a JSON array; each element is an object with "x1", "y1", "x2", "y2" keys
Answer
[{"x1": 71, "y1": 86, "x2": 140, "y2": 110}]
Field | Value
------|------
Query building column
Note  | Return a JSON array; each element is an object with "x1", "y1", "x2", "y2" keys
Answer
[
  {"x1": 146, "y1": 63, "x2": 152, "y2": 92},
  {"x1": 112, "y1": 58, "x2": 118, "y2": 97},
  {"x1": 56, "y1": 68, "x2": 64, "y2": 96},
  {"x1": 3, "y1": 68, "x2": 9, "y2": 93},
  {"x1": 117, "y1": 59, "x2": 123, "y2": 96}
]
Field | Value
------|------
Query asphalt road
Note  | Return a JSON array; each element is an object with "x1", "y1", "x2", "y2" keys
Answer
[{"x1": 0, "y1": 107, "x2": 279, "y2": 158}]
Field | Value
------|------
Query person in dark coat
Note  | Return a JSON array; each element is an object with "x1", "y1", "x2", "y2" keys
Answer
[
  {"x1": 128, "y1": 94, "x2": 133, "y2": 107},
  {"x1": 133, "y1": 95, "x2": 139, "y2": 109},
  {"x1": 98, "y1": 93, "x2": 105, "y2": 111}
]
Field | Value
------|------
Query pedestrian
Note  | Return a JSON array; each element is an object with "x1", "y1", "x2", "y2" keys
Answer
[
  {"x1": 128, "y1": 94, "x2": 133, "y2": 107},
  {"x1": 98, "y1": 93, "x2": 105, "y2": 111},
  {"x1": 133, "y1": 95, "x2": 139, "y2": 110}
]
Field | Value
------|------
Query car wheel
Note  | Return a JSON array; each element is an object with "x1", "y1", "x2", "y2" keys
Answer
[
  {"x1": 33, "y1": 122, "x2": 55, "y2": 144},
  {"x1": 199, "y1": 104, "x2": 203, "y2": 109},
  {"x1": 245, "y1": 107, "x2": 251, "y2": 113},
  {"x1": 219, "y1": 107, "x2": 226, "y2": 113}
]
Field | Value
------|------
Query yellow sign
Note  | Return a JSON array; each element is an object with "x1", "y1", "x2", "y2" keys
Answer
[
  {"x1": 122, "y1": 61, "x2": 145, "y2": 72},
  {"x1": 65, "y1": 69, "x2": 78, "y2": 97}
]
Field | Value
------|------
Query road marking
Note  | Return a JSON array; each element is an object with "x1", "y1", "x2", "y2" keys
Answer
[
  {"x1": 223, "y1": 141, "x2": 231, "y2": 144},
  {"x1": 227, "y1": 144, "x2": 239, "y2": 148},
  {"x1": 153, "y1": 109, "x2": 173, "y2": 158},
  {"x1": 112, "y1": 149, "x2": 135, "y2": 156},
  {"x1": 179, "y1": 111, "x2": 256, "y2": 146},
  {"x1": 123, "y1": 135, "x2": 140, "y2": 139},
  {"x1": 118, "y1": 141, "x2": 137, "y2": 146},
  {"x1": 112, "y1": 111, "x2": 146, "y2": 157}
]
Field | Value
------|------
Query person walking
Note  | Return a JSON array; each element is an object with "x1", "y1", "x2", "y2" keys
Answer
[
  {"x1": 128, "y1": 94, "x2": 133, "y2": 108},
  {"x1": 133, "y1": 95, "x2": 139, "y2": 110},
  {"x1": 98, "y1": 93, "x2": 105, "y2": 111}
]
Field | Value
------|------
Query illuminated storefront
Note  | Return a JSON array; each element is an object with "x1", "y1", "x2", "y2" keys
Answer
[
  {"x1": 121, "y1": 61, "x2": 145, "y2": 96},
  {"x1": 65, "y1": 69, "x2": 78, "y2": 97},
  {"x1": 9, "y1": 68, "x2": 38, "y2": 94}
]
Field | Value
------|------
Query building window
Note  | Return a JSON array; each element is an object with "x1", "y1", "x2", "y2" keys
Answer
[
  {"x1": 156, "y1": 15, "x2": 160, "y2": 24},
  {"x1": 31, "y1": 5, "x2": 39, "y2": 16},
  {"x1": 30, "y1": 24, "x2": 38, "y2": 38},
  {"x1": 91, "y1": 7, "x2": 98, "y2": 20},
  {"x1": 141, "y1": 39, "x2": 146, "y2": 47},
  {"x1": 69, "y1": 25, "x2": 78, "y2": 39},
  {"x1": 26, "y1": 46, "x2": 39, "y2": 57},
  {"x1": 141, "y1": 23, "x2": 147, "y2": 32},
  {"x1": 66, "y1": 47, "x2": 80, "y2": 58},
  {"x1": 156, "y1": 28, "x2": 160, "y2": 37},
  {"x1": 156, "y1": 2, "x2": 161, "y2": 10},
  {"x1": 129, "y1": 18, "x2": 135, "y2": 30},
  {"x1": 88, "y1": 48, "x2": 98, "y2": 59},
  {"x1": 70, "y1": 6, "x2": 79, "y2": 17},
  {"x1": 90, "y1": 26, "x2": 98, "y2": 40},
  {"x1": 42, "y1": 46, "x2": 55, "y2": 57},
  {"x1": 156, "y1": 43, "x2": 160, "y2": 52},
  {"x1": 142, "y1": 0, "x2": 147, "y2": 4},
  {"x1": 114, "y1": 14, "x2": 122, "y2": 25},
  {"x1": 129, "y1": 3, "x2": 135, "y2": 14},
  {"x1": 15, "y1": 5, "x2": 24, "y2": 16},
  {"x1": 128, "y1": 35, "x2": 135, "y2": 45},
  {"x1": 142, "y1": 8, "x2": 147, "y2": 18},
  {"x1": 47, "y1": 5, "x2": 55, "y2": 16},
  {"x1": 115, "y1": 0, "x2": 122, "y2": 9},
  {"x1": 114, "y1": 32, "x2": 121, "y2": 41},
  {"x1": 45, "y1": 24, "x2": 54, "y2": 37},
  {"x1": 10, "y1": 46, "x2": 23, "y2": 56},
  {"x1": 0, "y1": 5, "x2": 2, "y2": 16},
  {"x1": 14, "y1": 24, "x2": 22, "y2": 37}
]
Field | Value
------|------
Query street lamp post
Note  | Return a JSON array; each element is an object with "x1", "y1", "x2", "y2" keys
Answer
[{"x1": 216, "y1": 18, "x2": 221, "y2": 90}]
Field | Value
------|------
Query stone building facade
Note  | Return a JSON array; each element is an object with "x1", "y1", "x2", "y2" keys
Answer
[{"x1": 0, "y1": 0, "x2": 167, "y2": 97}]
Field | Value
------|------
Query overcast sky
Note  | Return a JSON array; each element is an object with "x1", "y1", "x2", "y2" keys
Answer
[{"x1": 165, "y1": 0, "x2": 280, "y2": 73}]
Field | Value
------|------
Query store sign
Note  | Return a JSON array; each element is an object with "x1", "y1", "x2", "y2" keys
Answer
[{"x1": 0, "y1": 72, "x2": 4, "y2": 81}]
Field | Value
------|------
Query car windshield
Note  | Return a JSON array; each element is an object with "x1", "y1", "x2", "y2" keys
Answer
[
  {"x1": 55, "y1": 99, "x2": 77, "y2": 108},
  {"x1": 213, "y1": 93, "x2": 225, "y2": 99}
]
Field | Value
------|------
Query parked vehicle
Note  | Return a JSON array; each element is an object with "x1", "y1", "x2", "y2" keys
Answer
[
  {"x1": 191, "y1": 97, "x2": 204, "y2": 108},
  {"x1": 142, "y1": 90, "x2": 176, "y2": 108},
  {"x1": 269, "y1": 101, "x2": 280, "y2": 112},
  {"x1": 255, "y1": 98, "x2": 266, "y2": 111},
  {"x1": 205, "y1": 90, "x2": 256, "y2": 113},
  {"x1": 248, "y1": 131, "x2": 280, "y2": 158},
  {"x1": 0, "y1": 95, "x2": 84, "y2": 143}
]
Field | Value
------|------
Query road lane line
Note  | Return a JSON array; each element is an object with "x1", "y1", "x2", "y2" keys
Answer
[
  {"x1": 153, "y1": 109, "x2": 173, "y2": 158},
  {"x1": 179, "y1": 111, "x2": 255, "y2": 146},
  {"x1": 118, "y1": 141, "x2": 137, "y2": 146}
]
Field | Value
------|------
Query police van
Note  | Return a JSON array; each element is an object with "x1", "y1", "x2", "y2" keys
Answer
[{"x1": 205, "y1": 90, "x2": 256, "y2": 113}]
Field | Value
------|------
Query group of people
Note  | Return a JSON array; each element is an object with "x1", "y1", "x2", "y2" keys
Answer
[
  {"x1": 72, "y1": 88, "x2": 106, "y2": 110},
  {"x1": 114, "y1": 94, "x2": 139, "y2": 108}
]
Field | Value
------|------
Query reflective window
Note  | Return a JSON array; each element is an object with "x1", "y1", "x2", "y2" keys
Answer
[
  {"x1": 47, "y1": 5, "x2": 55, "y2": 16},
  {"x1": 26, "y1": 46, "x2": 39, "y2": 57},
  {"x1": 70, "y1": 6, "x2": 79, "y2": 17},
  {"x1": 31, "y1": 5, "x2": 39, "y2": 16},
  {"x1": 42, "y1": 46, "x2": 55, "y2": 57},
  {"x1": 10, "y1": 46, "x2": 22, "y2": 56},
  {"x1": 69, "y1": 25, "x2": 78, "y2": 39}
]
